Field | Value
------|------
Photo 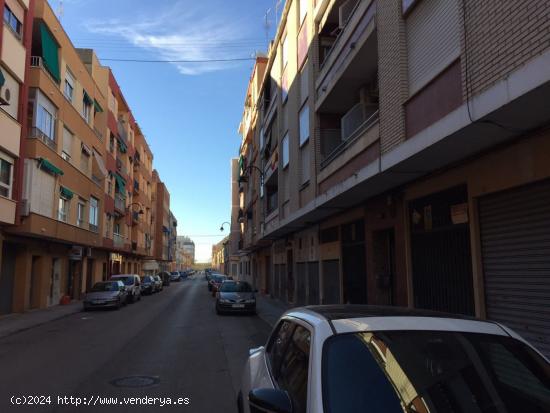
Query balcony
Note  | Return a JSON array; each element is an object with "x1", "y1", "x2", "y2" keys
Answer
[
  {"x1": 30, "y1": 56, "x2": 58, "y2": 85},
  {"x1": 29, "y1": 126, "x2": 57, "y2": 151},
  {"x1": 114, "y1": 194, "x2": 126, "y2": 213},
  {"x1": 93, "y1": 126, "x2": 103, "y2": 141},
  {"x1": 116, "y1": 157, "x2": 128, "y2": 177},
  {"x1": 117, "y1": 119, "x2": 128, "y2": 144},
  {"x1": 133, "y1": 180, "x2": 139, "y2": 194},
  {"x1": 316, "y1": 0, "x2": 377, "y2": 111},
  {"x1": 113, "y1": 233, "x2": 124, "y2": 248},
  {"x1": 89, "y1": 223, "x2": 99, "y2": 233}
]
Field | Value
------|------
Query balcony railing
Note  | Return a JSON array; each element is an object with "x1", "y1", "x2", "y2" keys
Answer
[
  {"x1": 116, "y1": 158, "x2": 127, "y2": 176},
  {"x1": 30, "y1": 56, "x2": 58, "y2": 84},
  {"x1": 117, "y1": 119, "x2": 128, "y2": 144},
  {"x1": 114, "y1": 194, "x2": 126, "y2": 212},
  {"x1": 29, "y1": 127, "x2": 57, "y2": 151},
  {"x1": 89, "y1": 223, "x2": 99, "y2": 233},
  {"x1": 113, "y1": 233, "x2": 124, "y2": 248},
  {"x1": 321, "y1": 108, "x2": 379, "y2": 169}
]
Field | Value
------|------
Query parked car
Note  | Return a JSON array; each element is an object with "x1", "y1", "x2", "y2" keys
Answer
[
  {"x1": 238, "y1": 305, "x2": 550, "y2": 413},
  {"x1": 170, "y1": 271, "x2": 181, "y2": 282},
  {"x1": 215, "y1": 281, "x2": 256, "y2": 315},
  {"x1": 140, "y1": 275, "x2": 155, "y2": 295},
  {"x1": 110, "y1": 274, "x2": 141, "y2": 303},
  {"x1": 179, "y1": 271, "x2": 188, "y2": 280},
  {"x1": 152, "y1": 275, "x2": 163, "y2": 292},
  {"x1": 209, "y1": 274, "x2": 228, "y2": 295},
  {"x1": 83, "y1": 281, "x2": 127, "y2": 310},
  {"x1": 158, "y1": 271, "x2": 171, "y2": 286}
]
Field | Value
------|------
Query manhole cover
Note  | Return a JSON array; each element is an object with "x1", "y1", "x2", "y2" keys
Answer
[{"x1": 110, "y1": 376, "x2": 160, "y2": 388}]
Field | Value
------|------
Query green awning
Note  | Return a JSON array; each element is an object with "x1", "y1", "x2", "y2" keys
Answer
[
  {"x1": 60, "y1": 186, "x2": 74, "y2": 200},
  {"x1": 93, "y1": 99, "x2": 103, "y2": 113},
  {"x1": 39, "y1": 158, "x2": 64, "y2": 176},
  {"x1": 118, "y1": 138, "x2": 127, "y2": 154},
  {"x1": 0, "y1": 69, "x2": 5, "y2": 88},
  {"x1": 83, "y1": 90, "x2": 93, "y2": 105},
  {"x1": 39, "y1": 22, "x2": 60, "y2": 83},
  {"x1": 239, "y1": 155, "x2": 245, "y2": 172},
  {"x1": 114, "y1": 173, "x2": 126, "y2": 191}
]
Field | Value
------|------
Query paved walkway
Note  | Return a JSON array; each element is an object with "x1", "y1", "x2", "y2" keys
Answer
[
  {"x1": 0, "y1": 301, "x2": 82, "y2": 339},
  {"x1": 256, "y1": 294, "x2": 292, "y2": 327}
]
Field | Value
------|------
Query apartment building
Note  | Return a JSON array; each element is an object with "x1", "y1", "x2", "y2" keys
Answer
[
  {"x1": 2, "y1": 0, "x2": 108, "y2": 311},
  {"x1": 234, "y1": 0, "x2": 550, "y2": 357},
  {"x1": 176, "y1": 235, "x2": 195, "y2": 270},
  {"x1": 0, "y1": 0, "x2": 173, "y2": 314},
  {"x1": 146, "y1": 170, "x2": 172, "y2": 272},
  {"x1": 211, "y1": 236, "x2": 229, "y2": 274},
  {"x1": 0, "y1": 0, "x2": 33, "y2": 314}
]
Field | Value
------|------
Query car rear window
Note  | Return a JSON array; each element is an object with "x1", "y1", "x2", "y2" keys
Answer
[
  {"x1": 220, "y1": 282, "x2": 252, "y2": 292},
  {"x1": 322, "y1": 331, "x2": 550, "y2": 413}
]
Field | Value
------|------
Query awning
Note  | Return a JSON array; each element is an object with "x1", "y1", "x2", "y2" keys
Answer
[
  {"x1": 0, "y1": 69, "x2": 5, "y2": 88},
  {"x1": 60, "y1": 186, "x2": 74, "y2": 200},
  {"x1": 83, "y1": 90, "x2": 93, "y2": 105},
  {"x1": 92, "y1": 149, "x2": 108, "y2": 177},
  {"x1": 38, "y1": 158, "x2": 64, "y2": 176},
  {"x1": 93, "y1": 99, "x2": 103, "y2": 113},
  {"x1": 39, "y1": 22, "x2": 60, "y2": 83},
  {"x1": 118, "y1": 139, "x2": 127, "y2": 154},
  {"x1": 114, "y1": 173, "x2": 126, "y2": 191}
]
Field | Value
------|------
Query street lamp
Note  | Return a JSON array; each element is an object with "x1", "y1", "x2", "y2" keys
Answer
[
  {"x1": 126, "y1": 202, "x2": 144, "y2": 214},
  {"x1": 220, "y1": 222, "x2": 231, "y2": 232}
]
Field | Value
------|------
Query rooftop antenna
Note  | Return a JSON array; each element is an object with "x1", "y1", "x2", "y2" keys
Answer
[
  {"x1": 57, "y1": 0, "x2": 64, "y2": 21},
  {"x1": 263, "y1": 8, "x2": 272, "y2": 50}
]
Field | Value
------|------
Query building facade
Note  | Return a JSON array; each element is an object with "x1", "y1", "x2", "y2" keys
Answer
[
  {"x1": 234, "y1": 0, "x2": 550, "y2": 357},
  {"x1": 0, "y1": 0, "x2": 175, "y2": 313},
  {"x1": 176, "y1": 235, "x2": 195, "y2": 270}
]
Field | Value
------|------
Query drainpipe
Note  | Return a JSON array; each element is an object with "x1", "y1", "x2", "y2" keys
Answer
[{"x1": 13, "y1": 0, "x2": 36, "y2": 225}]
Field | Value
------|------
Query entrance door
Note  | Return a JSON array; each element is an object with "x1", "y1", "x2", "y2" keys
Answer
[
  {"x1": 373, "y1": 229, "x2": 395, "y2": 305},
  {"x1": 342, "y1": 220, "x2": 367, "y2": 304},
  {"x1": 286, "y1": 250, "x2": 294, "y2": 303},
  {"x1": 409, "y1": 185, "x2": 474, "y2": 315},
  {"x1": 307, "y1": 262, "x2": 319, "y2": 304},
  {"x1": 30, "y1": 256, "x2": 40, "y2": 309},
  {"x1": 50, "y1": 258, "x2": 61, "y2": 306},
  {"x1": 265, "y1": 256, "x2": 271, "y2": 294},
  {"x1": 296, "y1": 263, "x2": 307, "y2": 306},
  {"x1": 0, "y1": 243, "x2": 16, "y2": 314},
  {"x1": 86, "y1": 259, "x2": 94, "y2": 292}
]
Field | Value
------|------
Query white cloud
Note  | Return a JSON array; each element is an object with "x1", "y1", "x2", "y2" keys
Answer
[{"x1": 85, "y1": 2, "x2": 258, "y2": 75}]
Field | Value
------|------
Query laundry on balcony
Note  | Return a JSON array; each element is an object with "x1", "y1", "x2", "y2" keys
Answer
[
  {"x1": 38, "y1": 158, "x2": 64, "y2": 176},
  {"x1": 59, "y1": 186, "x2": 74, "y2": 200},
  {"x1": 114, "y1": 173, "x2": 126, "y2": 195}
]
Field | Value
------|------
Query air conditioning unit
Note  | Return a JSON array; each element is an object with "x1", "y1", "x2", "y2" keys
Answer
[{"x1": 339, "y1": 0, "x2": 356, "y2": 28}]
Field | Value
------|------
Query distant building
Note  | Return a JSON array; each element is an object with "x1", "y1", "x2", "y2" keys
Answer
[{"x1": 176, "y1": 236, "x2": 195, "y2": 270}]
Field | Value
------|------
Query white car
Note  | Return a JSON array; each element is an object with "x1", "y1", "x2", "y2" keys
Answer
[
  {"x1": 110, "y1": 274, "x2": 141, "y2": 303},
  {"x1": 238, "y1": 305, "x2": 550, "y2": 413}
]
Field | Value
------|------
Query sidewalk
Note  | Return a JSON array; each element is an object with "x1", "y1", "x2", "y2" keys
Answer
[
  {"x1": 256, "y1": 294, "x2": 292, "y2": 327},
  {"x1": 0, "y1": 301, "x2": 83, "y2": 339}
]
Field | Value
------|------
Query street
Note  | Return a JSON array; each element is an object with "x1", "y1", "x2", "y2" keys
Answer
[{"x1": 0, "y1": 277, "x2": 272, "y2": 412}]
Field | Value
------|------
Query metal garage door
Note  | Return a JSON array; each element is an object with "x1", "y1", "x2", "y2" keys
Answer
[{"x1": 479, "y1": 180, "x2": 550, "y2": 357}]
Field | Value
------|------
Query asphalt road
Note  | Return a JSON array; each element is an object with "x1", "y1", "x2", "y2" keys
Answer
[{"x1": 0, "y1": 276, "x2": 272, "y2": 413}]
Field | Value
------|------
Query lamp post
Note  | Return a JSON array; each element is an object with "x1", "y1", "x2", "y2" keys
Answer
[{"x1": 220, "y1": 222, "x2": 231, "y2": 232}]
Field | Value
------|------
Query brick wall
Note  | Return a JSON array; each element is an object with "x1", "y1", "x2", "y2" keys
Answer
[
  {"x1": 463, "y1": 0, "x2": 550, "y2": 98},
  {"x1": 377, "y1": 0, "x2": 408, "y2": 154}
]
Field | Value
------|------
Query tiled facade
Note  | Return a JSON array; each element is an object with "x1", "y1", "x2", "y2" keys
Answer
[
  {"x1": 233, "y1": 0, "x2": 550, "y2": 357},
  {"x1": 0, "y1": 0, "x2": 174, "y2": 314}
]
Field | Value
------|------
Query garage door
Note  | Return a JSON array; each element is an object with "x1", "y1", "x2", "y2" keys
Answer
[{"x1": 479, "y1": 180, "x2": 550, "y2": 357}]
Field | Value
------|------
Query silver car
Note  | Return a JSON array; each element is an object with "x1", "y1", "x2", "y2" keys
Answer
[
  {"x1": 215, "y1": 281, "x2": 257, "y2": 315},
  {"x1": 83, "y1": 281, "x2": 127, "y2": 310},
  {"x1": 238, "y1": 305, "x2": 550, "y2": 413}
]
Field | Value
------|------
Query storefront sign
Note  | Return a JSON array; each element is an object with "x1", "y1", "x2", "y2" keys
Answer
[
  {"x1": 69, "y1": 246, "x2": 83, "y2": 261},
  {"x1": 451, "y1": 203, "x2": 469, "y2": 224},
  {"x1": 110, "y1": 253, "x2": 123, "y2": 262}
]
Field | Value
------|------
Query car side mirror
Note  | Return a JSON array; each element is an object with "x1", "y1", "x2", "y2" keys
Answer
[{"x1": 249, "y1": 388, "x2": 293, "y2": 413}]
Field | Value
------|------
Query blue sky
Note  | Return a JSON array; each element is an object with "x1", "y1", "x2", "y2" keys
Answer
[{"x1": 57, "y1": 0, "x2": 281, "y2": 261}]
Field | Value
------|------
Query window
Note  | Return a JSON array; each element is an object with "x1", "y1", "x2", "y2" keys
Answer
[
  {"x1": 89, "y1": 197, "x2": 99, "y2": 228},
  {"x1": 299, "y1": 105, "x2": 309, "y2": 146},
  {"x1": 300, "y1": 144, "x2": 310, "y2": 184},
  {"x1": 259, "y1": 127, "x2": 265, "y2": 150},
  {"x1": 77, "y1": 202, "x2": 85, "y2": 227},
  {"x1": 282, "y1": 133, "x2": 289, "y2": 168},
  {"x1": 299, "y1": 0, "x2": 308, "y2": 25},
  {"x1": 58, "y1": 197, "x2": 69, "y2": 222},
  {"x1": 282, "y1": 34, "x2": 289, "y2": 69},
  {"x1": 278, "y1": 325, "x2": 310, "y2": 413},
  {"x1": 114, "y1": 222, "x2": 121, "y2": 236},
  {"x1": 36, "y1": 104, "x2": 55, "y2": 140},
  {"x1": 62, "y1": 127, "x2": 73, "y2": 161},
  {"x1": 0, "y1": 156, "x2": 13, "y2": 198},
  {"x1": 80, "y1": 150, "x2": 90, "y2": 174},
  {"x1": 64, "y1": 69, "x2": 75, "y2": 102},
  {"x1": 267, "y1": 320, "x2": 296, "y2": 377},
  {"x1": 82, "y1": 96, "x2": 92, "y2": 123},
  {"x1": 3, "y1": 5, "x2": 22, "y2": 39}
]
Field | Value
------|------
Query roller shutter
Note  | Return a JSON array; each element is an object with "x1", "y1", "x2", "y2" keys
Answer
[{"x1": 479, "y1": 180, "x2": 550, "y2": 357}]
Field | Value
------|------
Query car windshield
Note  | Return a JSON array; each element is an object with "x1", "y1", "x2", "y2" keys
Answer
[
  {"x1": 213, "y1": 276, "x2": 226, "y2": 282},
  {"x1": 113, "y1": 277, "x2": 134, "y2": 286},
  {"x1": 91, "y1": 282, "x2": 118, "y2": 292},
  {"x1": 322, "y1": 331, "x2": 550, "y2": 413},
  {"x1": 171, "y1": 272, "x2": 179, "y2": 275},
  {"x1": 142, "y1": 277, "x2": 150, "y2": 283},
  {"x1": 220, "y1": 282, "x2": 252, "y2": 293}
]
